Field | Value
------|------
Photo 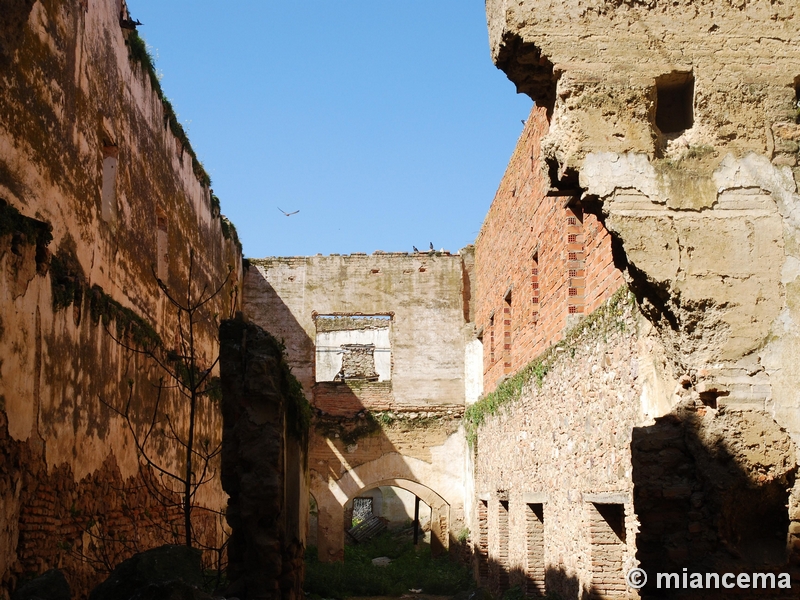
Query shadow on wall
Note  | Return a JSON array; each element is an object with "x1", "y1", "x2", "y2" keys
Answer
[
  {"x1": 479, "y1": 555, "x2": 604, "y2": 599},
  {"x1": 632, "y1": 400, "x2": 799, "y2": 599}
]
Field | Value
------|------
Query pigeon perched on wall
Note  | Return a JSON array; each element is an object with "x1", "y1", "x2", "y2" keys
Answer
[
  {"x1": 412, "y1": 246, "x2": 419, "y2": 253},
  {"x1": 429, "y1": 242, "x2": 434, "y2": 250}
]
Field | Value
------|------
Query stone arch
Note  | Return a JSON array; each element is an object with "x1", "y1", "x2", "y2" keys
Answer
[
  {"x1": 347, "y1": 477, "x2": 450, "y2": 556},
  {"x1": 311, "y1": 453, "x2": 461, "y2": 562}
]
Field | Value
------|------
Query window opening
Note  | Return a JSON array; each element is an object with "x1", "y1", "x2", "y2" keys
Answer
[
  {"x1": 156, "y1": 213, "x2": 168, "y2": 280},
  {"x1": 503, "y1": 291, "x2": 512, "y2": 374},
  {"x1": 352, "y1": 497, "x2": 374, "y2": 526},
  {"x1": 655, "y1": 71, "x2": 694, "y2": 134},
  {"x1": 489, "y1": 314, "x2": 495, "y2": 364},
  {"x1": 497, "y1": 500, "x2": 510, "y2": 592},
  {"x1": 314, "y1": 315, "x2": 392, "y2": 382},
  {"x1": 478, "y1": 499, "x2": 490, "y2": 585}
]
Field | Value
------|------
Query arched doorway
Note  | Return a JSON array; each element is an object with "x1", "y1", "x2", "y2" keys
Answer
[{"x1": 311, "y1": 454, "x2": 455, "y2": 563}]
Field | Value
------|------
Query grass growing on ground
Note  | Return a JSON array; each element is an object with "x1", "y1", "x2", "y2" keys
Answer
[{"x1": 304, "y1": 530, "x2": 473, "y2": 598}]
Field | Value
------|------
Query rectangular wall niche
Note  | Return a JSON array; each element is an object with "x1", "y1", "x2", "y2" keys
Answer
[
  {"x1": 655, "y1": 71, "x2": 694, "y2": 134},
  {"x1": 525, "y1": 503, "x2": 545, "y2": 597},
  {"x1": 315, "y1": 315, "x2": 392, "y2": 382},
  {"x1": 589, "y1": 503, "x2": 627, "y2": 597}
]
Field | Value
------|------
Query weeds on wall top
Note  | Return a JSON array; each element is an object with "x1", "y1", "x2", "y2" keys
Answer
[
  {"x1": 124, "y1": 31, "x2": 210, "y2": 187},
  {"x1": 463, "y1": 286, "x2": 635, "y2": 448},
  {"x1": 314, "y1": 409, "x2": 459, "y2": 446},
  {"x1": 125, "y1": 30, "x2": 242, "y2": 253}
]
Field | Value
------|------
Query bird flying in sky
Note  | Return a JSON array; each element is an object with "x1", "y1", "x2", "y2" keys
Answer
[{"x1": 278, "y1": 207, "x2": 300, "y2": 216}]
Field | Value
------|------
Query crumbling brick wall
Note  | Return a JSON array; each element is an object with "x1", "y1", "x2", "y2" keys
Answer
[
  {"x1": 243, "y1": 253, "x2": 472, "y2": 563},
  {"x1": 475, "y1": 105, "x2": 623, "y2": 393},
  {"x1": 471, "y1": 292, "x2": 800, "y2": 598}
]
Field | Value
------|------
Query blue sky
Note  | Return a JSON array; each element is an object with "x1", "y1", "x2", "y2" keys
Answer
[{"x1": 129, "y1": 1, "x2": 532, "y2": 258}]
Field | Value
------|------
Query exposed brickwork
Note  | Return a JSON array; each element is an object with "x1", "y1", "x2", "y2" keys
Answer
[
  {"x1": 477, "y1": 500, "x2": 490, "y2": 585},
  {"x1": 313, "y1": 382, "x2": 395, "y2": 417},
  {"x1": 0, "y1": 412, "x2": 221, "y2": 599},
  {"x1": 588, "y1": 504, "x2": 626, "y2": 598},
  {"x1": 525, "y1": 503, "x2": 545, "y2": 597},
  {"x1": 475, "y1": 105, "x2": 623, "y2": 393}
]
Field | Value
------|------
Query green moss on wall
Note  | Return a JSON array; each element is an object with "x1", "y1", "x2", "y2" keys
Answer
[
  {"x1": 88, "y1": 285, "x2": 162, "y2": 350},
  {"x1": 50, "y1": 243, "x2": 85, "y2": 311}
]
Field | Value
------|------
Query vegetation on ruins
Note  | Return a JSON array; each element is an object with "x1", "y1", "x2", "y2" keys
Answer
[
  {"x1": 464, "y1": 286, "x2": 635, "y2": 447},
  {"x1": 124, "y1": 30, "x2": 209, "y2": 188},
  {"x1": 263, "y1": 332, "x2": 312, "y2": 445},
  {"x1": 123, "y1": 29, "x2": 244, "y2": 256},
  {"x1": 304, "y1": 529, "x2": 473, "y2": 598},
  {"x1": 314, "y1": 410, "x2": 459, "y2": 446}
]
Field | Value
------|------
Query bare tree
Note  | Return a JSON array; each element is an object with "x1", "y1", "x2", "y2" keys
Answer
[{"x1": 100, "y1": 249, "x2": 235, "y2": 550}]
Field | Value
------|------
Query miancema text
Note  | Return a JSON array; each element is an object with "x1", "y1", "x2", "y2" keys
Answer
[{"x1": 657, "y1": 570, "x2": 792, "y2": 590}]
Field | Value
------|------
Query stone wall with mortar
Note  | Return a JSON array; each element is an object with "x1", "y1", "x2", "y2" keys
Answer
[
  {"x1": 243, "y1": 253, "x2": 472, "y2": 562},
  {"x1": 0, "y1": 0, "x2": 241, "y2": 595},
  {"x1": 472, "y1": 294, "x2": 644, "y2": 599},
  {"x1": 471, "y1": 292, "x2": 800, "y2": 598}
]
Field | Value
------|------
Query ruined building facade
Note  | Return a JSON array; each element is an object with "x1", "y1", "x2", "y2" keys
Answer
[
  {"x1": 243, "y1": 254, "x2": 476, "y2": 563},
  {"x1": 1, "y1": 0, "x2": 241, "y2": 596},
  {"x1": 467, "y1": 0, "x2": 800, "y2": 596}
]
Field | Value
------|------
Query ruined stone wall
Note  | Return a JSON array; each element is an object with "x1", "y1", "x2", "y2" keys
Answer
[
  {"x1": 475, "y1": 105, "x2": 623, "y2": 393},
  {"x1": 243, "y1": 253, "x2": 471, "y2": 562},
  {"x1": 244, "y1": 253, "x2": 470, "y2": 408},
  {"x1": 485, "y1": 0, "x2": 800, "y2": 440},
  {"x1": 472, "y1": 294, "x2": 643, "y2": 598},
  {"x1": 0, "y1": 0, "x2": 241, "y2": 595},
  {"x1": 471, "y1": 292, "x2": 800, "y2": 598},
  {"x1": 481, "y1": 3, "x2": 800, "y2": 592}
]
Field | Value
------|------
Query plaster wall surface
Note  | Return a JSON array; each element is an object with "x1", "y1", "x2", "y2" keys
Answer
[{"x1": 0, "y1": 0, "x2": 241, "y2": 594}]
